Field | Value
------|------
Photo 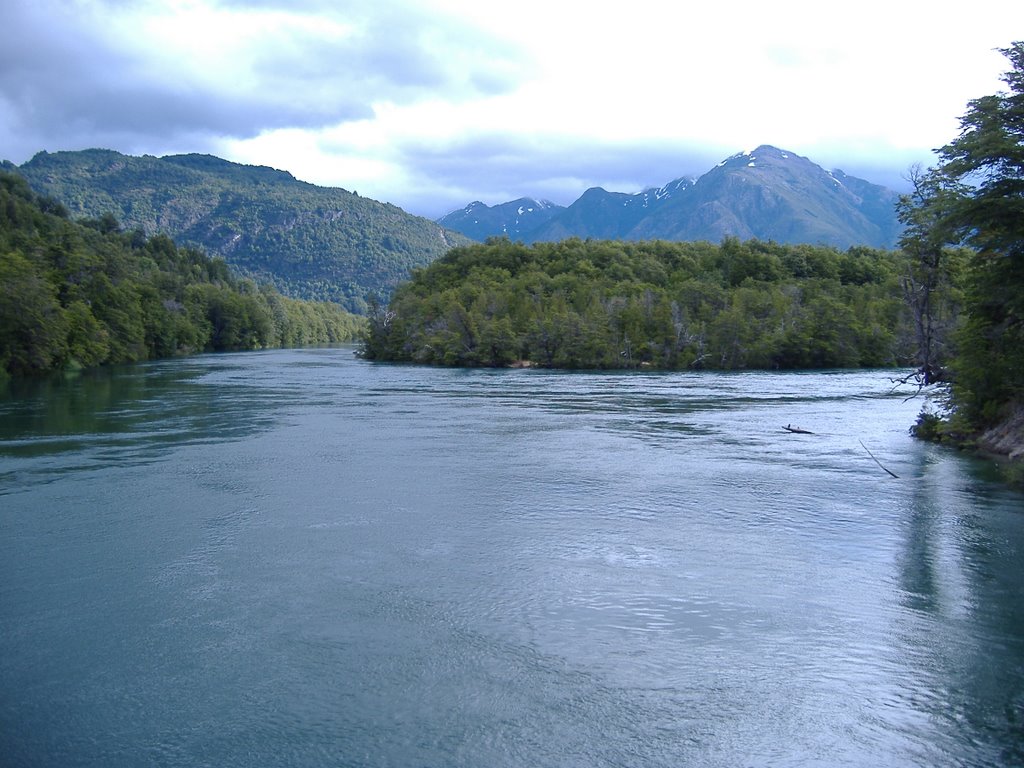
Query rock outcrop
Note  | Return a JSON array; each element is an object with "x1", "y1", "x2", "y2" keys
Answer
[{"x1": 977, "y1": 404, "x2": 1024, "y2": 461}]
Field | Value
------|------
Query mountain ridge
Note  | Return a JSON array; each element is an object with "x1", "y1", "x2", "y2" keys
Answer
[
  {"x1": 439, "y1": 146, "x2": 902, "y2": 249},
  {"x1": 446, "y1": 197, "x2": 562, "y2": 241},
  {"x1": 10, "y1": 149, "x2": 472, "y2": 312}
]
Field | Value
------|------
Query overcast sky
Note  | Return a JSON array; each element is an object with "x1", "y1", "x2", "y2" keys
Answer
[{"x1": 1, "y1": 0, "x2": 1020, "y2": 218}]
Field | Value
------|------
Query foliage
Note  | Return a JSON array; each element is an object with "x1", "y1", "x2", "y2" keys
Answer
[
  {"x1": 895, "y1": 168, "x2": 968, "y2": 386},
  {"x1": 0, "y1": 170, "x2": 364, "y2": 380},
  {"x1": 13, "y1": 150, "x2": 471, "y2": 312},
  {"x1": 910, "y1": 411, "x2": 945, "y2": 441},
  {"x1": 360, "y1": 236, "x2": 931, "y2": 371},
  {"x1": 898, "y1": 42, "x2": 1024, "y2": 430}
]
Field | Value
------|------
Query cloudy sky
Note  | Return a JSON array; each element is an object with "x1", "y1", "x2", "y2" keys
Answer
[{"x1": 1, "y1": 0, "x2": 1020, "y2": 218}]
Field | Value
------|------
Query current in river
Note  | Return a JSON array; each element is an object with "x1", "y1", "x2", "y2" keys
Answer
[{"x1": 2, "y1": 347, "x2": 1023, "y2": 767}]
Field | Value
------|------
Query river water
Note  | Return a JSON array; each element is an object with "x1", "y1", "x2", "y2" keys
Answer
[{"x1": 2, "y1": 347, "x2": 1023, "y2": 767}]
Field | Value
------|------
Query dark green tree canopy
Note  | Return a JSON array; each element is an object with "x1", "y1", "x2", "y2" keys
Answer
[
  {"x1": 361, "y1": 236, "x2": 932, "y2": 372},
  {"x1": 939, "y1": 43, "x2": 1024, "y2": 259},
  {"x1": 0, "y1": 170, "x2": 364, "y2": 380},
  {"x1": 900, "y1": 42, "x2": 1024, "y2": 427}
]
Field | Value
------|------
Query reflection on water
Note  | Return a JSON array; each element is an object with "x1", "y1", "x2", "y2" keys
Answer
[
  {"x1": 0, "y1": 358, "x2": 286, "y2": 488},
  {"x1": 1, "y1": 347, "x2": 1023, "y2": 767}
]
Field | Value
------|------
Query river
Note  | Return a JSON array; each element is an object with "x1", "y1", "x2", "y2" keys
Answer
[{"x1": 2, "y1": 347, "x2": 1023, "y2": 767}]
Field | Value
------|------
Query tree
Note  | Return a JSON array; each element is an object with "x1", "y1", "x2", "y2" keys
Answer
[
  {"x1": 895, "y1": 165, "x2": 963, "y2": 385},
  {"x1": 0, "y1": 252, "x2": 68, "y2": 374},
  {"x1": 902, "y1": 42, "x2": 1024, "y2": 426}
]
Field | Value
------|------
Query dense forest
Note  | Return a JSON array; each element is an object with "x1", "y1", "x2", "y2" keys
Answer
[
  {"x1": 0, "y1": 170, "x2": 363, "y2": 381},
  {"x1": 360, "y1": 235, "x2": 963, "y2": 371}
]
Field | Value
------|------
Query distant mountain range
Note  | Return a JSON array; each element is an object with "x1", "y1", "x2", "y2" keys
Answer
[
  {"x1": 439, "y1": 146, "x2": 903, "y2": 249},
  {"x1": 7, "y1": 145, "x2": 903, "y2": 313},
  {"x1": 8, "y1": 149, "x2": 470, "y2": 312}
]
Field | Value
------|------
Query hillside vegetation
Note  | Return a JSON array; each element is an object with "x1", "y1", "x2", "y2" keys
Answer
[
  {"x1": 11, "y1": 149, "x2": 470, "y2": 312},
  {"x1": 362, "y1": 236, "x2": 960, "y2": 370},
  {"x1": 0, "y1": 170, "x2": 363, "y2": 380}
]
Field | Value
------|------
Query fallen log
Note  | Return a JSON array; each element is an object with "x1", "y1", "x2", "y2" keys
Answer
[{"x1": 783, "y1": 424, "x2": 814, "y2": 434}]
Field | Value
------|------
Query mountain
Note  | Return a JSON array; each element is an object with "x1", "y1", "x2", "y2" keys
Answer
[
  {"x1": 440, "y1": 146, "x2": 902, "y2": 250},
  {"x1": 10, "y1": 149, "x2": 471, "y2": 312},
  {"x1": 527, "y1": 177, "x2": 694, "y2": 243},
  {"x1": 437, "y1": 197, "x2": 564, "y2": 241}
]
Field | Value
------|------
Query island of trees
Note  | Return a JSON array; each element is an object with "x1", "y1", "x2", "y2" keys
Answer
[
  {"x1": 0, "y1": 170, "x2": 363, "y2": 381},
  {"x1": 360, "y1": 235, "x2": 957, "y2": 371}
]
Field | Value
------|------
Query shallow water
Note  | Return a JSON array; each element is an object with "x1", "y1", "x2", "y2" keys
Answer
[{"x1": 2, "y1": 347, "x2": 1023, "y2": 767}]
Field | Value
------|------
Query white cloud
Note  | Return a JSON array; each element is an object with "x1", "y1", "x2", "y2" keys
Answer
[
  {"x1": 3, "y1": 0, "x2": 1021, "y2": 218},
  {"x1": 0, "y1": 0, "x2": 523, "y2": 162}
]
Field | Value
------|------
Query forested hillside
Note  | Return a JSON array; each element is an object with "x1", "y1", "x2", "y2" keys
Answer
[
  {"x1": 11, "y1": 150, "x2": 471, "y2": 312},
  {"x1": 361, "y1": 237, "x2": 960, "y2": 370},
  {"x1": 0, "y1": 170, "x2": 363, "y2": 380}
]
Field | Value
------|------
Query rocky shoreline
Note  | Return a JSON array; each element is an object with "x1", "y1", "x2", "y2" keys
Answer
[{"x1": 977, "y1": 404, "x2": 1024, "y2": 462}]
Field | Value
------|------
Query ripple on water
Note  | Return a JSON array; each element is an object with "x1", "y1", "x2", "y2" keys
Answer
[{"x1": 2, "y1": 353, "x2": 1023, "y2": 768}]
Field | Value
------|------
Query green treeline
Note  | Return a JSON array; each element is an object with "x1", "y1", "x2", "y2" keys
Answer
[
  {"x1": 0, "y1": 170, "x2": 364, "y2": 380},
  {"x1": 361, "y1": 236, "x2": 952, "y2": 370}
]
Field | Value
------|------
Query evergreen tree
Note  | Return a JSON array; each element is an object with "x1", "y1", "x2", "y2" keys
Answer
[{"x1": 903, "y1": 42, "x2": 1024, "y2": 426}]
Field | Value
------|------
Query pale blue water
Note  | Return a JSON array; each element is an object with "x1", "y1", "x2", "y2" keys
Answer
[{"x1": 2, "y1": 347, "x2": 1023, "y2": 767}]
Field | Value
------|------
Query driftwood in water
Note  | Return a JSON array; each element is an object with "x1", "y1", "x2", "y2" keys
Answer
[
  {"x1": 783, "y1": 424, "x2": 814, "y2": 434},
  {"x1": 779, "y1": 424, "x2": 899, "y2": 478},
  {"x1": 859, "y1": 439, "x2": 900, "y2": 479}
]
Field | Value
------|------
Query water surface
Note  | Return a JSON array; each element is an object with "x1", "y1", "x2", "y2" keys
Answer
[{"x1": 2, "y1": 348, "x2": 1023, "y2": 767}]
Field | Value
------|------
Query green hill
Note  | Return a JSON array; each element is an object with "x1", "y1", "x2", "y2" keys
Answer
[
  {"x1": 10, "y1": 149, "x2": 470, "y2": 312},
  {"x1": 0, "y1": 170, "x2": 364, "y2": 380}
]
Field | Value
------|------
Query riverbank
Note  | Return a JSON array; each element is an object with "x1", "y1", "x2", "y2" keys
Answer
[
  {"x1": 913, "y1": 401, "x2": 1024, "y2": 484},
  {"x1": 977, "y1": 403, "x2": 1024, "y2": 461}
]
